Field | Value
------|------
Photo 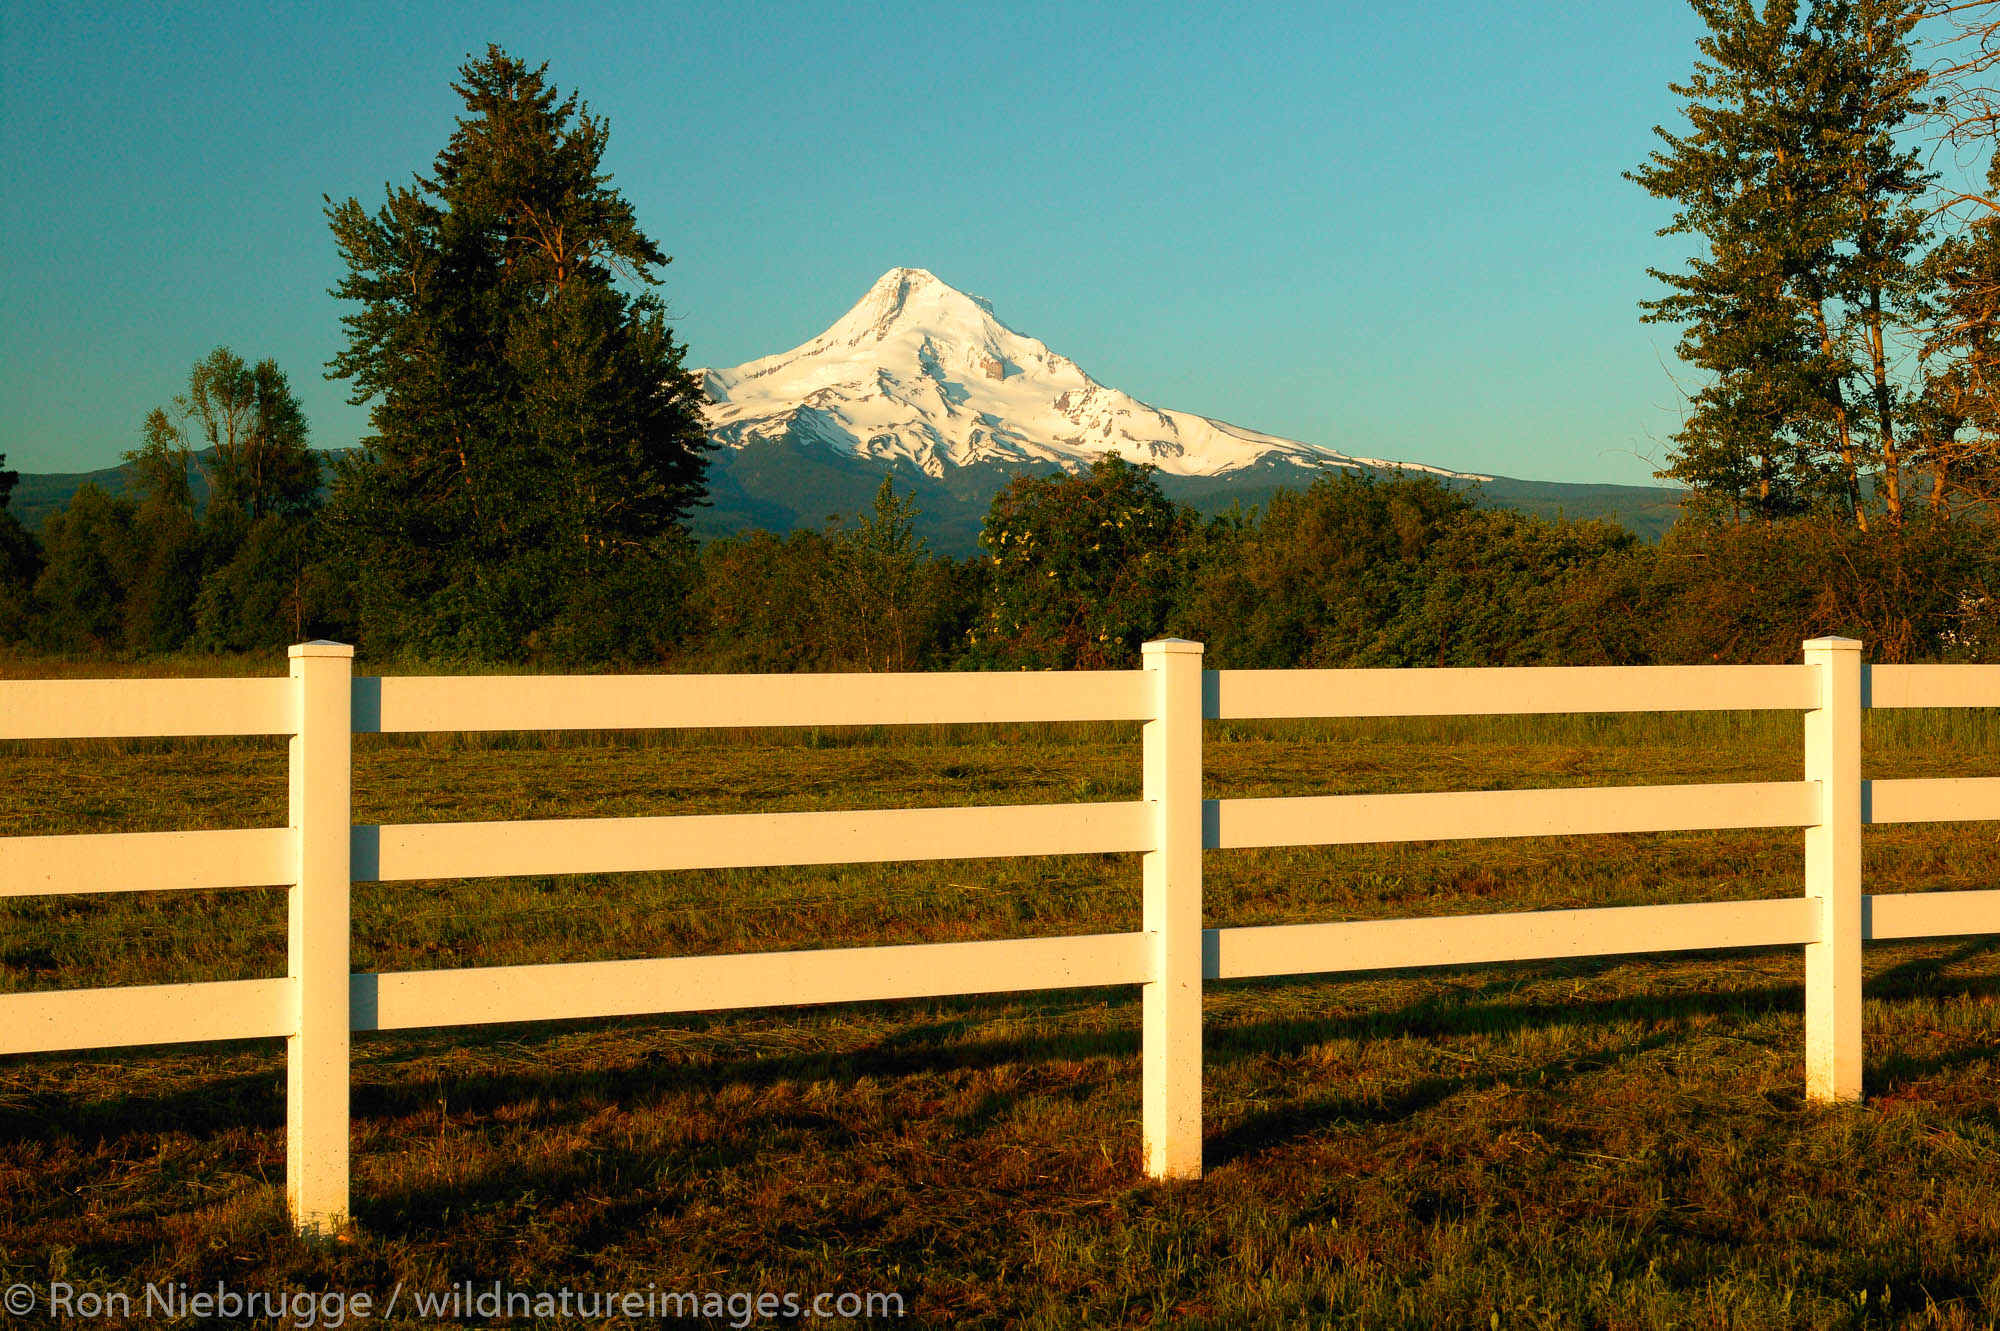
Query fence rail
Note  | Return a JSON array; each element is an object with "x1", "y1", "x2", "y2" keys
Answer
[{"x1": 2, "y1": 635, "x2": 1993, "y2": 1234}]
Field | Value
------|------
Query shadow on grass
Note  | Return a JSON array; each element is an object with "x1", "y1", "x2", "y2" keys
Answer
[
  {"x1": 347, "y1": 944, "x2": 2000, "y2": 1148},
  {"x1": 1869, "y1": 935, "x2": 2000, "y2": 995},
  {"x1": 1201, "y1": 1025, "x2": 1694, "y2": 1170},
  {"x1": 7, "y1": 942, "x2": 1998, "y2": 1188},
  {"x1": 0, "y1": 1058, "x2": 282, "y2": 1146}
]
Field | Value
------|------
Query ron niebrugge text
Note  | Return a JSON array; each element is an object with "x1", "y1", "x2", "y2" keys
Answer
[{"x1": 8, "y1": 1279, "x2": 906, "y2": 1326}]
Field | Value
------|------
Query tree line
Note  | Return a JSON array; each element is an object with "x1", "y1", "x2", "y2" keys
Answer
[
  {"x1": 696, "y1": 460, "x2": 2000, "y2": 670},
  {"x1": 3, "y1": 450, "x2": 1994, "y2": 668}
]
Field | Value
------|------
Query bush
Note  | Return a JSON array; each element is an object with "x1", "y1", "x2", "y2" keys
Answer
[
  {"x1": 1379, "y1": 508, "x2": 1648, "y2": 667},
  {"x1": 969, "y1": 456, "x2": 1194, "y2": 669},
  {"x1": 1176, "y1": 471, "x2": 1474, "y2": 668},
  {"x1": 1639, "y1": 515, "x2": 1998, "y2": 663}
]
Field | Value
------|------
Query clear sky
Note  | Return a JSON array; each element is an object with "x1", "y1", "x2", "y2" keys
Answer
[{"x1": 0, "y1": 0, "x2": 1898, "y2": 487}]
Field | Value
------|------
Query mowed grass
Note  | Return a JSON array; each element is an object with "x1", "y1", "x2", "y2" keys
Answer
[{"x1": 3, "y1": 657, "x2": 2000, "y2": 1327}]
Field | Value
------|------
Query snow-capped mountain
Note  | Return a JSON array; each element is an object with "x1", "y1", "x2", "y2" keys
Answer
[{"x1": 699, "y1": 268, "x2": 1488, "y2": 483}]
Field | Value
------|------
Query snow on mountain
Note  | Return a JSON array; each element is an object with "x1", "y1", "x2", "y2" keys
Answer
[{"x1": 699, "y1": 268, "x2": 1489, "y2": 482}]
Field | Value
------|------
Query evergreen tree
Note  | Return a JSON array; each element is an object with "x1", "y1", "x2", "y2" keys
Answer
[
  {"x1": 0, "y1": 455, "x2": 42, "y2": 643},
  {"x1": 814, "y1": 476, "x2": 933, "y2": 672},
  {"x1": 324, "y1": 46, "x2": 710, "y2": 660},
  {"x1": 1633, "y1": 0, "x2": 1934, "y2": 526},
  {"x1": 29, "y1": 485, "x2": 139, "y2": 653}
]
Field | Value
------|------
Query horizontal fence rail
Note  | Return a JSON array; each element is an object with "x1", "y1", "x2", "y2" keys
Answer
[
  {"x1": 1207, "y1": 897, "x2": 1824, "y2": 981},
  {"x1": 0, "y1": 978, "x2": 292, "y2": 1055},
  {"x1": 1208, "y1": 781, "x2": 1821, "y2": 849},
  {"x1": 0, "y1": 827, "x2": 295, "y2": 896},
  {"x1": 351, "y1": 802, "x2": 1153, "y2": 882},
  {"x1": 1866, "y1": 888, "x2": 2000, "y2": 940},
  {"x1": 1209, "y1": 663, "x2": 1820, "y2": 719},
  {"x1": 3, "y1": 635, "x2": 1996, "y2": 1236},
  {"x1": 1866, "y1": 776, "x2": 2000, "y2": 824},
  {"x1": 1865, "y1": 664, "x2": 2000, "y2": 709},
  {"x1": 358, "y1": 669, "x2": 1154, "y2": 733},
  {"x1": 350, "y1": 933, "x2": 1153, "y2": 1032},
  {"x1": 0, "y1": 677, "x2": 295, "y2": 740}
]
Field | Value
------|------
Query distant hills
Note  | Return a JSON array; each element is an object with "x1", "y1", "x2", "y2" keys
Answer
[
  {"x1": 10, "y1": 445, "x2": 1682, "y2": 556},
  {"x1": 699, "y1": 439, "x2": 1682, "y2": 553},
  {"x1": 9, "y1": 267, "x2": 1684, "y2": 551}
]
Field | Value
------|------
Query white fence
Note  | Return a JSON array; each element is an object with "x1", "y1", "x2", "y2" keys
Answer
[{"x1": 4, "y1": 636, "x2": 1998, "y2": 1235}]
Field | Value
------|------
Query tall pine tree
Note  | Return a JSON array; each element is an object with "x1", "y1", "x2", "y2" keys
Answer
[{"x1": 325, "y1": 46, "x2": 710, "y2": 660}]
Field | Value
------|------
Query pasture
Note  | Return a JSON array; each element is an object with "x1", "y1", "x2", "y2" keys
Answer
[{"x1": 3, "y1": 653, "x2": 2000, "y2": 1327}]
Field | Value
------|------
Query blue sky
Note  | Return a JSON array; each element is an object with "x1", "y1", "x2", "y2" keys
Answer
[{"x1": 0, "y1": 1, "x2": 1857, "y2": 487}]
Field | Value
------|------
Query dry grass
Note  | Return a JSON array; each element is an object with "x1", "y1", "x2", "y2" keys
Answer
[{"x1": 4, "y1": 657, "x2": 2000, "y2": 1327}]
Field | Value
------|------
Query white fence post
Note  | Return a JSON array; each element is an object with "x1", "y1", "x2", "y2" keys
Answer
[
  {"x1": 288, "y1": 641, "x2": 353, "y2": 1234},
  {"x1": 1142, "y1": 639, "x2": 1203, "y2": 1178},
  {"x1": 1803, "y1": 636, "x2": 1863, "y2": 1102}
]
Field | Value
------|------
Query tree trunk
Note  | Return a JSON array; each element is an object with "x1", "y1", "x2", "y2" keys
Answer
[
  {"x1": 1812, "y1": 302, "x2": 1869, "y2": 532},
  {"x1": 1865, "y1": 288, "x2": 1903, "y2": 525}
]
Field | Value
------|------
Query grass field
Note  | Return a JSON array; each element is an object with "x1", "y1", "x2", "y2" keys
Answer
[{"x1": 3, "y1": 654, "x2": 2000, "y2": 1327}]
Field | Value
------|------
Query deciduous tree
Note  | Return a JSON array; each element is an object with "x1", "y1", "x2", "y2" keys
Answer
[
  {"x1": 971, "y1": 456, "x2": 1193, "y2": 669},
  {"x1": 123, "y1": 348, "x2": 323, "y2": 651},
  {"x1": 1634, "y1": 0, "x2": 1935, "y2": 526},
  {"x1": 29, "y1": 485, "x2": 138, "y2": 653}
]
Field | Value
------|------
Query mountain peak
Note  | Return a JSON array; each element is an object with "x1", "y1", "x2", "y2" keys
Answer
[
  {"x1": 824, "y1": 268, "x2": 1004, "y2": 348},
  {"x1": 698, "y1": 272, "x2": 1489, "y2": 483}
]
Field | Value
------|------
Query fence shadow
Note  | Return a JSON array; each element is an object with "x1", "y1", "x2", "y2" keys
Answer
[
  {"x1": 7, "y1": 941, "x2": 1996, "y2": 1180},
  {"x1": 361, "y1": 941, "x2": 2000, "y2": 1122}
]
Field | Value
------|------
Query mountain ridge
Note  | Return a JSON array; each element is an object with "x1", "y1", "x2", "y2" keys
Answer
[{"x1": 5, "y1": 448, "x2": 1685, "y2": 557}]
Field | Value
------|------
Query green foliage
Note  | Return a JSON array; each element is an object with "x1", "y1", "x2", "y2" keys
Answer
[
  {"x1": 116, "y1": 349, "x2": 328, "y2": 654},
  {"x1": 1918, "y1": 152, "x2": 2000, "y2": 511},
  {"x1": 0, "y1": 454, "x2": 41, "y2": 643},
  {"x1": 135, "y1": 347, "x2": 321, "y2": 520},
  {"x1": 324, "y1": 45, "x2": 709, "y2": 662},
  {"x1": 28, "y1": 484, "x2": 138, "y2": 652},
  {"x1": 692, "y1": 476, "x2": 981, "y2": 672},
  {"x1": 13, "y1": 443, "x2": 1999, "y2": 672},
  {"x1": 1638, "y1": 512, "x2": 1998, "y2": 663},
  {"x1": 815, "y1": 476, "x2": 947, "y2": 671},
  {"x1": 190, "y1": 515, "x2": 318, "y2": 653},
  {"x1": 693, "y1": 529, "x2": 838, "y2": 672},
  {"x1": 1176, "y1": 472, "x2": 1474, "y2": 667},
  {"x1": 1633, "y1": 0, "x2": 1934, "y2": 524},
  {"x1": 1379, "y1": 509, "x2": 1648, "y2": 667},
  {"x1": 121, "y1": 501, "x2": 203, "y2": 654},
  {"x1": 971, "y1": 456, "x2": 1194, "y2": 668}
]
